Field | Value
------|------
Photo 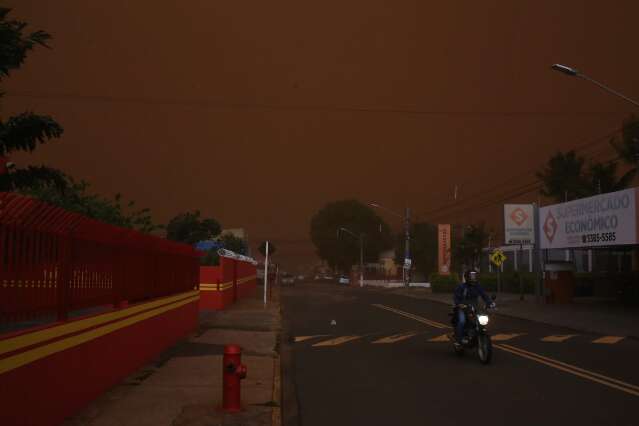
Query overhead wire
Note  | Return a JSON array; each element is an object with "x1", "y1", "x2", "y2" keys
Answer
[{"x1": 414, "y1": 126, "x2": 625, "y2": 222}]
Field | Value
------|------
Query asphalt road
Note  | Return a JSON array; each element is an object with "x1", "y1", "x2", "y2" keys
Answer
[{"x1": 282, "y1": 282, "x2": 638, "y2": 426}]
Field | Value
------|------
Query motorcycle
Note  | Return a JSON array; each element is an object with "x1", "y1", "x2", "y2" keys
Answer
[{"x1": 449, "y1": 296, "x2": 496, "y2": 365}]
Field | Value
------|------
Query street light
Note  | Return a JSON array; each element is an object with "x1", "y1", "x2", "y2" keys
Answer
[
  {"x1": 368, "y1": 202, "x2": 411, "y2": 287},
  {"x1": 551, "y1": 64, "x2": 639, "y2": 108},
  {"x1": 337, "y1": 227, "x2": 364, "y2": 287}
]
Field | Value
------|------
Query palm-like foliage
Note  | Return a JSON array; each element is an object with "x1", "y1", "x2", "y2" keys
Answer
[
  {"x1": 586, "y1": 161, "x2": 636, "y2": 196},
  {"x1": 611, "y1": 115, "x2": 639, "y2": 167},
  {"x1": 536, "y1": 150, "x2": 591, "y2": 202}
]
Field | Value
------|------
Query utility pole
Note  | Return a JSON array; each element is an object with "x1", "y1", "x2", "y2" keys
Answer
[
  {"x1": 263, "y1": 241, "x2": 269, "y2": 306},
  {"x1": 404, "y1": 207, "x2": 411, "y2": 287}
]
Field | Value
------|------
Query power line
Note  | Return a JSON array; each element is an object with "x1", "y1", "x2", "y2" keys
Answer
[
  {"x1": 5, "y1": 91, "x2": 630, "y2": 117},
  {"x1": 414, "y1": 126, "x2": 624, "y2": 221}
]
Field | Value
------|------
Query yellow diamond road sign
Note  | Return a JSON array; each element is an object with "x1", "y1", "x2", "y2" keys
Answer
[{"x1": 490, "y1": 250, "x2": 507, "y2": 267}]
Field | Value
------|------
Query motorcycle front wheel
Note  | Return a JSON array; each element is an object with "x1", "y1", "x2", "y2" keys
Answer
[{"x1": 477, "y1": 334, "x2": 492, "y2": 364}]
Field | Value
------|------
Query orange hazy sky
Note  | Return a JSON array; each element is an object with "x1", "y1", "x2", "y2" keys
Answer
[{"x1": 4, "y1": 1, "x2": 639, "y2": 268}]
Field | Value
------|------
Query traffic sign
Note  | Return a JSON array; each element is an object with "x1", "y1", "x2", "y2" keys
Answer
[
  {"x1": 490, "y1": 249, "x2": 507, "y2": 267},
  {"x1": 404, "y1": 258, "x2": 412, "y2": 268}
]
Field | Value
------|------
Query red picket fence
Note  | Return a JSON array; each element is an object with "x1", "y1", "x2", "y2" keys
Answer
[{"x1": 0, "y1": 192, "x2": 200, "y2": 329}]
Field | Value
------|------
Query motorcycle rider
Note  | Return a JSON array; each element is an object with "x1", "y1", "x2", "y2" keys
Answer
[{"x1": 453, "y1": 270, "x2": 495, "y2": 347}]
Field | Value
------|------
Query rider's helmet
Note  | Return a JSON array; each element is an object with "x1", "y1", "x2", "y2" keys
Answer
[{"x1": 465, "y1": 269, "x2": 479, "y2": 285}]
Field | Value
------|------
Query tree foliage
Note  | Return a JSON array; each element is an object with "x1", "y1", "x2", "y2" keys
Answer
[
  {"x1": 394, "y1": 221, "x2": 438, "y2": 279},
  {"x1": 20, "y1": 174, "x2": 163, "y2": 233},
  {"x1": 200, "y1": 248, "x2": 220, "y2": 266},
  {"x1": 537, "y1": 149, "x2": 635, "y2": 202},
  {"x1": 220, "y1": 233, "x2": 247, "y2": 255},
  {"x1": 0, "y1": 8, "x2": 65, "y2": 192},
  {"x1": 258, "y1": 241, "x2": 277, "y2": 257},
  {"x1": 310, "y1": 199, "x2": 392, "y2": 272},
  {"x1": 166, "y1": 211, "x2": 221, "y2": 245},
  {"x1": 536, "y1": 150, "x2": 590, "y2": 202},
  {"x1": 452, "y1": 223, "x2": 489, "y2": 272},
  {"x1": 611, "y1": 115, "x2": 639, "y2": 167}
]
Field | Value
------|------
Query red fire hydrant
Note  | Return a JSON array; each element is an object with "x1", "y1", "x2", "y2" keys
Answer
[{"x1": 222, "y1": 344, "x2": 247, "y2": 412}]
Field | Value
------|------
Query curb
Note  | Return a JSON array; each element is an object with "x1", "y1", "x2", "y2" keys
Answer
[
  {"x1": 279, "y1": 293, "x2": 300, "y2": 426},
  {"x1": 420, "y1": 294, "x2": 639, "y2": 341}
]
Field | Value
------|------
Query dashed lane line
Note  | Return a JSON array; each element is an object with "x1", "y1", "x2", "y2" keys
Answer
[
  {"x1": 372, "y1": 332, "x2": 418, "y2": 344},
  {"x1": 312, "y1": 336, "x2": 361, "y2": 347},
  {"x1": 541, "y1": 335, "x2": 577, "y2": 342},
  {"x1": 592, "y1": 336, "x2": 625, "y2": 344},
  {"x1": 492, "y1": 333, "x2": 525, "y2": 341},
  {"x1": 428, "y1": 334, "x2": 452, "y2": 342},
  {"x1": 294, "y1": 335, "x2": 330, "y2": 343},
  {"x1": 368, "y1": 303, "x2": 639, "y2": 397}
]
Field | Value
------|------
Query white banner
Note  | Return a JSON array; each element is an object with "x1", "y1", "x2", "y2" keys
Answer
[
  {"x1": 504, "y1": 204, "x2": 535, "y2": 245},
  {"x1": 539, "y1": 188, "x2": 639, "y2": 249}
]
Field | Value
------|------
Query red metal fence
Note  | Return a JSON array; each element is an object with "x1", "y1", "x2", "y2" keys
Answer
[{"x1": 0, "y1": 192, "x2": 200, "y2": 328}]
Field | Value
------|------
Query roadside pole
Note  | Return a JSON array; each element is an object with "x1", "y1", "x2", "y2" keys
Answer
[
  {"x1": 533, "y1": 203, "x2": 543, "y2": 303},
  {"x1": 359, "y1": 234, "x2": 364, "y2": 287},
  {"x1": 263, "y1": 241, "x2": 269, "y2": 306},
  {"x1": 519, "y1": 243, "x2": 524, "y2": 301},
  {"x1": 404, "y1": 207, "x2": 411, "y2": 287}
]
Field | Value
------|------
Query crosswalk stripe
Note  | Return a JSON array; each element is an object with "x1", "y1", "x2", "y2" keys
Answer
[
  {"x1": 294, "y1": 335, "x2": 329, "y2": 343},
  {"x1": 428, "y1": 334, "x2": 451, "y2": 342},
  {"x1": 592, "y1": 336, "x2": 625, "y2": 344},
  {"x1": 492, "y1": 333, "x2": 524, "y2": 341},
  {"x1": 542, "y1": 335, "x2": 577, "y2": 342},
  {"x1": 372, "y1": 332, "x2": 417, "y2": 344},
  {"x1": 312, "y1": 336, "x2": 361, "y2": 347}
]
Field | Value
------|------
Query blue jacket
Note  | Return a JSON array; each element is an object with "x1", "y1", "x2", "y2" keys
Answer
[{"x1": 453, "y1": 282, "x2": 492, "y2": 306}]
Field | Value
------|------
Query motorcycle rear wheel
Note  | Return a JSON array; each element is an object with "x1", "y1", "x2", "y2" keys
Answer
[{"x1": 477, "y1": 334, "x2": 492, "y2": 364}]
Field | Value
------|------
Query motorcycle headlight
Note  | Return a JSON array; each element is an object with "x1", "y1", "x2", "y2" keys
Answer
[{"x1": 478, "y1": 315, "x2": 489, "y2": 326}]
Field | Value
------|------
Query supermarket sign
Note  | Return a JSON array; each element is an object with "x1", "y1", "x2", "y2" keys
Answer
[{"x1": 539, "y1": 187, "x2": 639, "y2": 249}]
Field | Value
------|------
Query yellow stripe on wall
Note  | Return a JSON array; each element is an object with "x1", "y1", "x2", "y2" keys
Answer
[
  {"x1": 0, "y1": 295, "x2": 199, "y2": 375},
  {"x1": 0, "y1": 290, "x2": 198, "y2": 357}
]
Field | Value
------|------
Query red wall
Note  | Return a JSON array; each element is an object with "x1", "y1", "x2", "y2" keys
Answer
[
  {"x1": 0, "y1": 291, "x2": 198, "y2": 426},
  {"x1": 199, "y1": 258, "x2": 256, "y2": 311}
]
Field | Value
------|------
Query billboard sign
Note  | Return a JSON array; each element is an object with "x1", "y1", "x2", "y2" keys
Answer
[
  {"x1": 504, "y1": 204, "x2": 535, "y2": 245},
  {"x1": 438, "y1": 224, "x2": 452, "y2": 275},
  {"x1": 539, "y1": 187, "x2": 639, "y2": 249}
]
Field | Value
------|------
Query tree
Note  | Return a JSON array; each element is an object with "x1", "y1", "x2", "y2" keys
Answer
[
  {"x1": 200, "y1": 248, "x2": 220, "y2": 266},
  {"x1": 21, "y1": 173, "x2": 163, "y2": 233},
  {"x1": 394, "y1": 222, "x2": 438, "y2": 279},
  {"x1": 166, "y1": 211, "x2": 221, "y2": 244},
  {"x1": 258, "y1": 241, "x2": 277, "y2": 257},
  {"x1": 452, "y1": 223, "x2": 489, "y2": 271},
  {"x1": 611, "y1": 115, "x2": 639, "y2": 167},
  {"x1": 310, "y1": 199, "x2": 392, "y2": 273},
  {"x1": 220, "y1": 233, "x2": 247, "y2": 255},
  {"x1": 585, "y1": 161, "x2": 635, "y2": 196},
  {"x1": 536, "y1": 150, "x2": 590, "y2": 203},
  {"x1": 0, "y1": 8, "x2": 66, "y2": 192}
]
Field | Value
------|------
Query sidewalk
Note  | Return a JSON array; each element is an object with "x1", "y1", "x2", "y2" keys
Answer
[
  {"x1": 63, "y1": 286, "x2": 282, "y2": 426},
  {"x1": 382, "y1": 287, "x2": 639, "y2": 339}
]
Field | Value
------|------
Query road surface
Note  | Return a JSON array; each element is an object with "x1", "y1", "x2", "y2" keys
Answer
[{"x1": 282, "y1": 281, "x2": 638, "y2": 426}]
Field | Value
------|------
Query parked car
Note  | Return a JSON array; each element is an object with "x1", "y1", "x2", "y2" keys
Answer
[
  {"x1": 338, "y1": 275, "x2": 350, "y2": 285},
  {"x1": 297, "y1": 275, "x2": 305, "y2": 281}
]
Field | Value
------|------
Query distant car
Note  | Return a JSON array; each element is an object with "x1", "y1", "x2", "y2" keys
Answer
[
  {"x1": 281, "y1": 274, "x2": 295, "y2": 286},
  {"x1": 297, "y1": 275, "x2": 305, "y2": 281},
  {"x1": 338, "y1": 275, "x2": 350, "y2": 285},
  {"x1": 323, "y1": 274, "x2": 334, "y2": 281}
]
